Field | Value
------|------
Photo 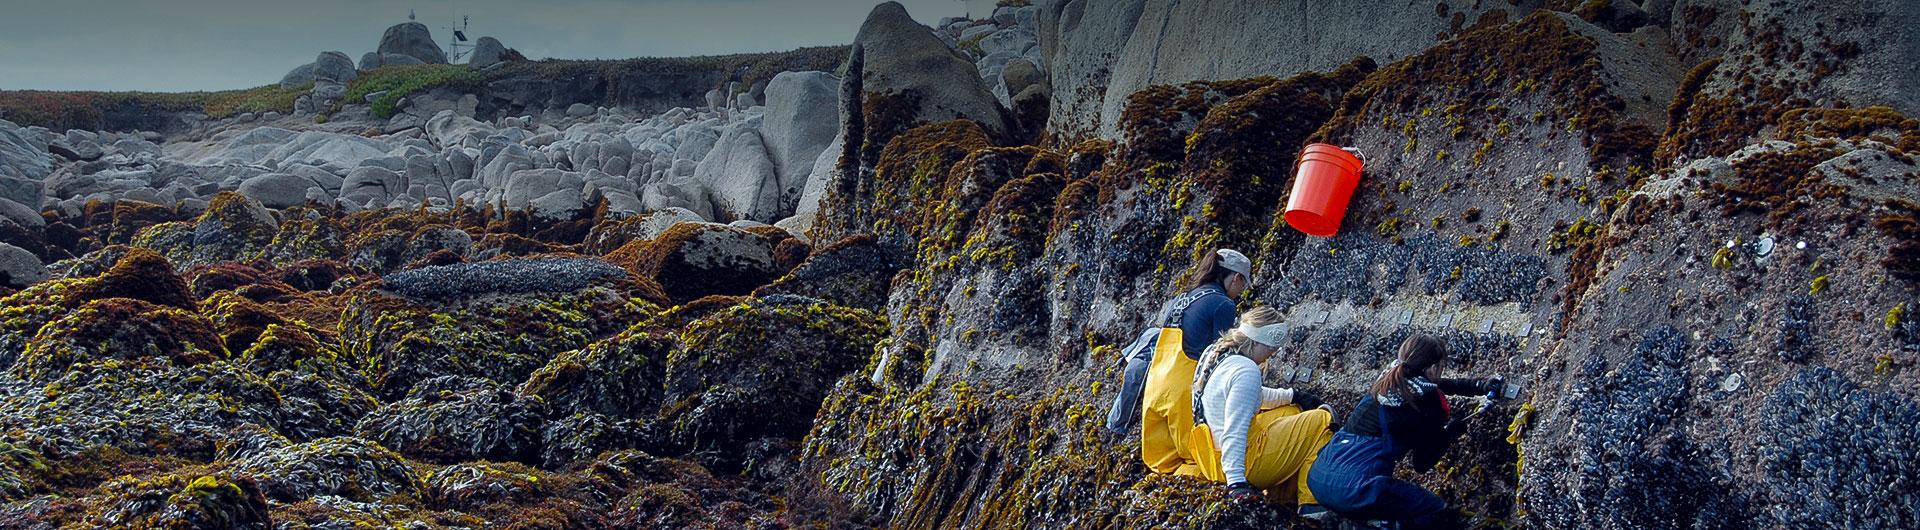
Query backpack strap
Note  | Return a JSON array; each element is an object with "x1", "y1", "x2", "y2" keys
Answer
[
  {"x1": 1189, "y1": 345, "x2": 1246, "y2": 427},
  {"x1": 1162, "y1": 285, "x2": 1225, "y2": 328}
]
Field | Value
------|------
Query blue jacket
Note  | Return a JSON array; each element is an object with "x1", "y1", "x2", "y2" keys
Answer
[{"x1": 1176, "y1": 284, "x2": 1237, "y2": 358}]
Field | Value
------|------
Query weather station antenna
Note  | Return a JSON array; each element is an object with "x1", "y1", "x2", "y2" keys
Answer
[{"x1": 444, "y1": 13, "x2": 472, "y2": 63}]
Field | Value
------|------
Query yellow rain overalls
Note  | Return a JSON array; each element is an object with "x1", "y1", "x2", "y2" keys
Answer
[{"x1": 1186, "y1": 349, "x2": 1333, "y2": 504}]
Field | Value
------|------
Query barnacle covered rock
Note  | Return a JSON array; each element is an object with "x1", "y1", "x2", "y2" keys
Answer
[
  {"x1": 230, "y1": 436, "x2": 421, "y2": 503},
  {"x1": 11, "y1": 298, "x2": 225, "y2": 383},
  {"x1": 753, "y1": 234, "x2": 909, "y2": 311},
  {"x1": 337, "y1": 286, "x2": 647, "y2": 398},
  {"x1": 519, "y1": 330, "x2": 674, "y2": 419},
  {"x1": 86, "y1": 471, "x2": 271, "y2": 529},
  {"x1": 187, "y1": 192, "x2": 280, "y2": 268},
  {"x1": 659, "y1": 296, "x2": 885, "y2": 463},
  {"x1": 354, "y1": 377, "x2": 548, "y2": 465},
  {"x1": 379, "y1": 256, "x2": 631, "y2": 302},
  {"x1": 618, "y1": 222, "x2": 792, "y2": 304},
  {"x1": 0, "y1": 361, "x2": 281, "y2": 457}
]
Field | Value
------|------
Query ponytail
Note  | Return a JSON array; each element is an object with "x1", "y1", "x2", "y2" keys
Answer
[
  {"x1": 1370, "y1": 335, "x2": 1447, "y2": 407},
  {"x1": 1189, "y1": 249, "x2": 1249, "y2": 289}
]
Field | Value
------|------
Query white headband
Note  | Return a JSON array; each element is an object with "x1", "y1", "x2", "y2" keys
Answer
[{"x1": 1237, "y1": 321, "x2": 1288, "y2": 347}]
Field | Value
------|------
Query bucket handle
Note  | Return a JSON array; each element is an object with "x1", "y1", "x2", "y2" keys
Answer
[{"x1": 1340, "y1": 146, "x2": 1365, "y2": 166}]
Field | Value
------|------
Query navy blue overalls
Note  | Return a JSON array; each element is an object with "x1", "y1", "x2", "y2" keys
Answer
[{"x1": 1305, "y1": 395, "x2": 1448, "y2": 527}]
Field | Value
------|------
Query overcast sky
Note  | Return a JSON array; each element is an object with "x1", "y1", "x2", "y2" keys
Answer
[{"x1": 0, "y1": 0, "x2": 972, "y2": 92}]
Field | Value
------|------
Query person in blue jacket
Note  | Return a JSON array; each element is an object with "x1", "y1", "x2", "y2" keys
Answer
[
  {"x1": 1305, "y1": 335, "x2": 1506, "y2": 528},
  {"x1": 1105, "y1": 248, "x2": 1252, "y2": 434}
]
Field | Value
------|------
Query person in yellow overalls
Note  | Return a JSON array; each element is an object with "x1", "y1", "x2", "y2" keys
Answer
[
  {"x1": 1188, "y1": 306, "x2": 1334, "y2": 518},
  {"x1": 1137, "y1": 249, "x2": 1253, "y2": 476}
]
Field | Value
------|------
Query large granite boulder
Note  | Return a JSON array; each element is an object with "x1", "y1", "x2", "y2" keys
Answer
[
  {"x1": 279, "y1": 51, "x2": 358, "y2": 88},
  {"x1": 237, "y1": 173, "x2": 319, "y2": 209},
  {"x1": 468, "y1": 36, "x2": 508, "y2": 67},
  {"x1": 691, "y1": 126, "x2": 780, "y2": 222},
  {"x1": 854, "y1": 2, "x2": 1010, "y2": 137},
  {"x1": 759, "y1": 71, "x2": 841, "y2": 215},
  {"x1": 377, "y1": 21, "x2": 447, "y2": 64}
]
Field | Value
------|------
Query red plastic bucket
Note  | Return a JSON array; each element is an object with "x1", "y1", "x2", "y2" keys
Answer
[{"x1": 1283, "y1": 144, "x2": 1364, "y2": 237}]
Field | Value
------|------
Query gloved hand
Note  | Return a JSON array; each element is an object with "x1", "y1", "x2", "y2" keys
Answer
[
  {"x1": 1480, "y1": 375, "x2": 1507, "y2": 399},
  {"x1": 1291, "y1": 389, "x2": 1324, "y2": 411},
  {"x1": 1444, "y1": 417, "x2": 1470, "y2": 438},
  {"x1": 1226, "y1": 482, "x2": 1263, "y2": 504}
]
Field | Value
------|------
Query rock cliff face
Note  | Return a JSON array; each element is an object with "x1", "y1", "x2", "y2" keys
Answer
[
  {"x1": 790, "y1": 2, "x2": 1920, "y2": 529},
  {"x1": 0, "y1": 1, "x2": 1914, "y2": 528}
]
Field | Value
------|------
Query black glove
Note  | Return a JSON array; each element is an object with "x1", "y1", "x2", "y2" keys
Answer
[
  {"x1": 1444, "y1": 417, "x2": 1470, "y2": 438},
  {"x1": 1291, "y1": 389, "x2": 1323, "y2": 411},
  {"x1": 1479, "y1": 375, "x2": 1507, "y2": 399},
  {"x1": 1226, "y1": 482, "x2": 1263, "y2": 504}
]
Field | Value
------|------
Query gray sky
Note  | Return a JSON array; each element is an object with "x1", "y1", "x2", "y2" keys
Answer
[{"x1": 0, "y1": 0, "x2": 971, "y2": 92}]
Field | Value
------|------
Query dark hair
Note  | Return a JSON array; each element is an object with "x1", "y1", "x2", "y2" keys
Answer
[
  {"x1": 1370, "y1": 335, "x2": 1447, "y2": 407},
  {"x1": 1188, "y1": 249, "x2": 1238, "y2": 289}
]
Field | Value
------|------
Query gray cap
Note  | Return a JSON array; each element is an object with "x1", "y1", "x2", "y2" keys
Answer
[{"x1": 1217, "y1": 249, "x2": 1252, "y2": 280}]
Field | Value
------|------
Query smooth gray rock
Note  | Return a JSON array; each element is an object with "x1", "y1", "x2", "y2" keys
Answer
[
  {"x1": 0, "y1": 197, "x2": 42, "y2": 229},
  {"x1": 759, "y1": 71, "x2": 841, "y2": 215},
  {"x1": 314, "y1": 51, "x2": 358, "y2": 84},
  {"x1": 528, "y1": 188, "x2": 585, "y2": 221},
  {"x1": 1002, "y1": 58, "x2": 1045, "y2": 99},
  {"x1": 341, "y1": 166, "x2": 403, "y2": 206},
  {"x1": 0, "y1": 242, "x2": 45, "y2": 289},
  {"x1": 503, "y1": 168, "x2": 584, "y2": 212},
  {"x1": 692, "y1": 125, "x2": 781, "y2": 222},
  {"x1": 0, "y1": 124, "x2": 50, "y2": 182},
  {"x1": 793, "y1": 134, "x2": 841, "y2": 219},
  {"x1": 1083, "y1": 0, "x2": 1531, "y2": 138},
  {"x1": 110, "y1": 138, "x2": 162, "y2": 158},
  {"x1": 641, "y1": 181, "x2": 712, "y2": 220},
  {"x1": 238, "y1": 173, "x2": 318, "y2": 209},
  {"x1": 978, "y1": 28, "x2": 1037, "y2": 56},
  {"x1": 377, "y1": 22, "x2": 447, "y2": 64},
  {"x1": 854, "y1": 2, "x2": 1010, "y2": 137},
  {"x1": 280, "y1": 51, "x2": 358, "y2": 88},
  {"x1": 479, "y1": 144, "x2": 534, "y2": 189},
  {"x1": 469, "y1": 36, "x2": 507, "y2": 67},
  {"x1": 959, "y1": 24, "x2": 998, "y2": 46}
]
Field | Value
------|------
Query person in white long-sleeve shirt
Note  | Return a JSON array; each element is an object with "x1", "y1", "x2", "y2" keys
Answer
[{"x1": 1189, "y1": 306, "x2": 1336, "y2": 517}]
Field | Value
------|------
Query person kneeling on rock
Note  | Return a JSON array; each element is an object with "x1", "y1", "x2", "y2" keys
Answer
[
  {"x1": 1122, "y1": 249, "x2": 1252, "y2": 475},
  {"x1": 1186, "y1": 306, "x2": 1335, "y2": 515},
  {"x1": 1305, "y1": 335, "x2": 1509, "y2": 528}
]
